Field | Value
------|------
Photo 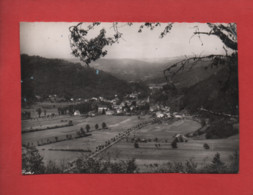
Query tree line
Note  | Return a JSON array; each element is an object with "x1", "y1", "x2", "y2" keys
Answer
[{"x1": 22, "y1": 145, "x2": 238, "y2": 174}]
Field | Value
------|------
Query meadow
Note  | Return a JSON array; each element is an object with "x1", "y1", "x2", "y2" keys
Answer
[
  {"x1": 22, "y1": 109, "x2": 239, "y2": 171},
  {"x1": 22, "y1": 114, "x2": 150, "y2": 164},
  {"x1": 99, "y1": 119, "x2": 239, "y2": 171}
]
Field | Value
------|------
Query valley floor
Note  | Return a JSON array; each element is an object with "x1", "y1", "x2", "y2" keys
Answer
[{"x1": 22, "y1": 113, "x2": 239, "y2": 173}]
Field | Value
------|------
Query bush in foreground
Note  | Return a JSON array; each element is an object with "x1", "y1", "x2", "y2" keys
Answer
[
  {"x1": 22, "y1": 146, "x2": 238, "y2": 174},
  {"x1": 22, "y1": 146, "x2": 45, "y2": 174},
  {"x1": 74, "y1": 157, "x2": 138, "y2": 173}
]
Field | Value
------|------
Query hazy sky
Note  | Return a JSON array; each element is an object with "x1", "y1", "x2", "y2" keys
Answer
[{"x1": 20, "y1": 22, "x2": 232, "y2": 60}]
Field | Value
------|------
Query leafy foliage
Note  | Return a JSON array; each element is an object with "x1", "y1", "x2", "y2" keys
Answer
[
  {"x1": 149, "y1": 152, "x2": 238, "y2": 174},
  {"x1": 134, "y1": 142, "x2": 139, "y2": 148},
  {"x1": 69, "y1": 22, "x2": 120, "y2": 66},
  {"x1": 22, "y1": 146, "x2": 238, "y2": 174},
  {"x1": 69, "y1": 22, "x2": 174, "y2": 66},
  {"x1": 102, "y1": 122, "x2": 107, "y2": 129},
  {"x1": 85, "y1": 124, "x2": 90, "y2": 132},
  {"x1": 204, "y1": 23, "x2": 237, "y2": 50},
  {"x1": 203, "y1": 143, "x2": 210, "y2": 150},
  {"x1": 163, "y1": 23, "x2": 237, "y2": 88},
  {"x1": 74, "y1": 157, "x2": 138, "y2": 173},
  {"x1": 22, "y1": 146, "x2": 45, "y2": 174},
  {"x1": 205, "y1": 119, "x2": 238, "y2": 139},
  {"x1": 202, "y1": 153, "x2": 227, "y2": 173},
  {"x1": 45, "y1": 160, "x2": 62, "y2": 174},
  {"x1": 36, "y1": 108, "x2": 42, "y2": 117},
  {"x1": 171, "y1": 139, "x2": 178, "y2": 148},
  {"x1": 228, "y1": 151, "x2": 239, "y2": 173}
]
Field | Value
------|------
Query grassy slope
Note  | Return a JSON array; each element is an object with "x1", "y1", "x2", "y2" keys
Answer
[{"x1": 99, "y1": 119, "x2": 238, "y2": 171}]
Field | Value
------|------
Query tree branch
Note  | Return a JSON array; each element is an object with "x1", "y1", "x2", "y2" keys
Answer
[
  {"x1": 163, "y1": 55, "x2": 231, "y2": 82},
  {"x1": 194, "y1": 29, "x2": 237, "y2": 51}
]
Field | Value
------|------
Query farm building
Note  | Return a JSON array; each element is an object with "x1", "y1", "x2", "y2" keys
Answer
[
  {"x1": 116, "y1": 109, "x2": 123, "y2": 114},
  {"x1": 98, "y1": 105, "x2": 108, "y2": 114},
  {"x1": 156, "y1": 111, "x2": 164, "y2": 118},
  {"x1": 105, "y1": 110, "x2": 115, "y2": 115},
  {"x1": 174, "y1": 114, "x2": 183, "y2": 119},
  {"x1": 174, "y1": 134, "x2": 188, "y2": 142},
  {"x1": 130, "y1": 105, "x2": 136, "y2": 111},
  {"x1": 149, "y1": 106, "x2": 156, "y2": 112},
  {"x1": 88, "y1": 111, "x2": 96, "y2": 117},
  {"x1": 91, "y1": 97, "x2": 98, "y2": 101},
  {"x1": 164, "y1": 112, "x2": 171, "y2": 118},
  {"x1": 74, "y1": 110, "x2": 81, "y2": 116}
]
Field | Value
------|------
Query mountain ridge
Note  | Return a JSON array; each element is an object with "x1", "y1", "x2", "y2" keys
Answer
[{"x1": 21, "y1": 54, "x2": 136, "y2": 101}]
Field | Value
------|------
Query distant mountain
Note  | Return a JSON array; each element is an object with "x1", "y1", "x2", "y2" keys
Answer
[
  {"x1": 65, "y1": 57, "x2": 222, "y2": 89},
  {"x1": 65, "y1": 57, "x2": 184, "y2": 82},
  {"x1": 21, "y1": 55, "x2": 138, "y2": 101}
]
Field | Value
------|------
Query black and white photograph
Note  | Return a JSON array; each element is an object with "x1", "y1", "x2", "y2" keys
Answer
[{"x1": 20, "y1": 22, "x2": 239, "y2": 174}]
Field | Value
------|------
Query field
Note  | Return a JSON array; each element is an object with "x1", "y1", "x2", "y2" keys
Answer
[
  {"x1": 22, "y1": 101, "x2": 78, "y2": 118},
  {"x1": 99, "y1": 119, "x2": 239, "y2": 172},
  {"x1": 22, "y1": 109, "x2": 239, "y2": 171},
  {"x1": 22, "y1": 113, "x2": 150, "y2": 164}
]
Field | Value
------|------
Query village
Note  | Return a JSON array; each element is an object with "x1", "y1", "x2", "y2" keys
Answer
[
  {"x1": 22, "y1": 85, "x2": 179, "y2": 120},
  {"x1": 21, "y1": 84, "x2": 239, "y2": 174}
]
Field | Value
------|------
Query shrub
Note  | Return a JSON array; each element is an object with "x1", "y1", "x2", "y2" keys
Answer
[
  {"x1": 45, "y1": 160, "x2": 62, "y2": 174},
  {"x1": 171, "y1": 139, "x2": 178, "y2": 149},
  {"x1": 102, "y1": 122, "x2": 107, "y2": 129},
  {"x1": 22, "y1": 146, "x2": 45, "y2": 174},
  {"x1": 200, "y1": 118, "x2": 206, "y2": 127},
  {"x1": 68, "y1": 120, "x2": 73, "y2": 126},
  {"x1": 74, "y1": 157, "x2": 138, "y2": 173},
  {"x1": 173, "y1": 162, "x2": 184, "y2": 172},
  {"x1": 202, "y1": 153, "x2": 227, "y2": 173},
  {"x1": 228, "y1": 151, "x2": 239, "y2": 173},
  {"x1": 134, "y1": 142, "x2": 139, "y2": 148},
  {"x1": 203, "y1": 143, "x2": 210, "y2": 150},
  {"x1": 86, "y1": 124, "x2": 90, "y2": 132},
  {"x1": 76, "y1": 131, "x2": 81, "y2": 137},
  {"x1": 80, "y1": 127, "x2": 85, "y2": 134},
  {"x1": 205, "y1": 119, "x2": 238, "y2": 139},
  {"x1": 185, "y1": 159, "x2": 198, "y2": 173}
]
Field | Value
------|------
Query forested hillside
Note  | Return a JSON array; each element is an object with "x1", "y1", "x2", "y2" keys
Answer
[{"x1": 21, "y1": 55, "x2": 134, "y2": 101}]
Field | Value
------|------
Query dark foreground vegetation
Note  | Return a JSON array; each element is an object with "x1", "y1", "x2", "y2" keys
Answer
[{"x1": 22, "y1": 146, "x2": 239, "y2": 174}]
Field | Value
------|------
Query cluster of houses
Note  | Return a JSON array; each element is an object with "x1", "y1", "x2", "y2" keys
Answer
[
  {"x1": 69, "y1": 92, "x2": 185, "y2": 120},
  {"x1": 86, "y1": 96, "x2": 184, "y2": 120},
  {"x1": 41, "y1": 93, "x2": 184, "y2": 120},
  {"x1": 149, "y1": 105, "x2": 171, "y2": 118},
  {"x1": 83, "y1": 93, "x2": 150, "y2": 117}
]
